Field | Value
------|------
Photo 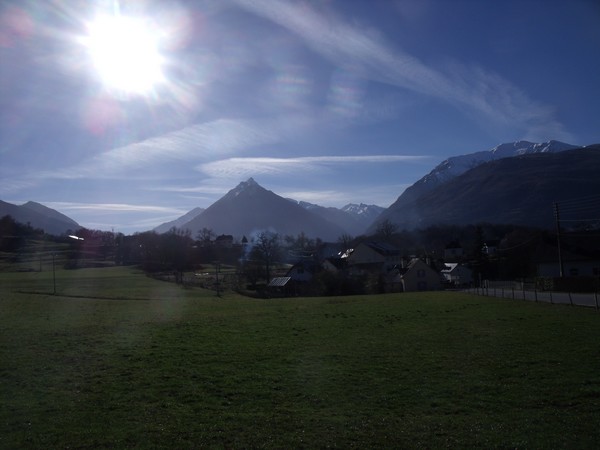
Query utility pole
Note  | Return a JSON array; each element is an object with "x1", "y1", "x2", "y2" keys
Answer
[
  {"x1": 52, "y1": 253, "x2": 56, "y2": 295},
  {"x1": 554, "y1": 202, "x2": 564, "y2": 278},
  {"x1": 215, "y1": 261, "x2": 221, "y2": 297}
]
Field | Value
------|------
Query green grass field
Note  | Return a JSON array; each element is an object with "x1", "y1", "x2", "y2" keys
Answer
[{"x1": 1, "y1": 266, "x2": 599, "y2": 448}]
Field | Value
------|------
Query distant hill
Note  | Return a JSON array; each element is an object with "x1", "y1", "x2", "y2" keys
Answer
[
  {"x1": 182, "y1": 178, "x2": 347, "y2": 241},
  {"x1": 154, "y1": 207, "x2": 205, "y2": 234},
  {"x1": 369, "y1": 145, "x2": 600, "y2": 231},
  {"x1": 290, "y1": 201, "x2": 384, "y2": 236},
  {"x1": 0, "y1": 200, "x2": 80, "y2": 235}
]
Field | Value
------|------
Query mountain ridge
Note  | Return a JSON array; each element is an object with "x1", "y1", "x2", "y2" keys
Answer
[
  {"x1": 369, "y1": 145, "x2": 600, "y2": 231},
  {"x1": 4, "y1": 140, "x2": 597, "y2": 238},
  {"x1": 0, "y1": 200, "x2": 80, "y2": 235},
  {"x1": 182, "y1": 178, "x2": 348, "y2": 241}
]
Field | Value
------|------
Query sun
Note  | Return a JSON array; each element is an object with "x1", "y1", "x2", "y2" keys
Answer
[{"x1": 84, "y1": 15, "x2": 165, "y2": 95}]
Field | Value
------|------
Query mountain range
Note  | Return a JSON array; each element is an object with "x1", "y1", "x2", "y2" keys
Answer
[
  {"x1": 375, "y1": 140, "x2": 579, "y2": 220},
  {"x1": 170, "y1": 178, "x2": 348, "y2": 241},
  {"x1": 369, "y1": 143, "x2": 600, "y2": 232},
  {"x1": 0, "y1": 200, "x2": 80, "y2": 235},
  {"x1": 2, "y1": 140, "x2": 598, "y2": 238},
  {"x1": 152, "y1": 182, "x2": 384, "y2": 239}
]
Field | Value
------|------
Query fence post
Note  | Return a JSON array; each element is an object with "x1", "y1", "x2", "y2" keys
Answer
[
  {"x1": 568, "y1": 291, "x2": 573, "y2": 306},
  {"x1": 550, "y1": 291, "x2": 553, "y2": 304},
  {"x1": 534, "y1": 289, "x2": 538, "y2": 302},
  {"x1": 595, "y1": 292, "x2": 598, "y2": 311},
  {"x1": 523, "y1": 288, "x2": 526, "y2": 301}
]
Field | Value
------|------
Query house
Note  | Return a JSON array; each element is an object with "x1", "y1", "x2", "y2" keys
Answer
[
  {"x1": 346, "y1": 241, "x2": 401, "y2": 271},
  {"x1": 267, "y1": 276, "x2": 294, "y2": 296},
  {"x1": 286, "y1": 259, "x2": 321, "y2": 282},
  {"x1": 323, "y1": 257, "x2": 345, "y2": 273},
  {"x1": 215, "y1": 234, "x2": 234, "y2": 248},
  {"x1": 534, "y1": 243, "x2": 600, "y2": 278},
  {"x1": 392, "y1": 258, "x2": 442, "y2": 292},
  {"x1": 441, "y1": 263, "x2": 473, "y2": 287},
  {"x1": 537, "y1": 258, "x2": 600, "y2": 278}
]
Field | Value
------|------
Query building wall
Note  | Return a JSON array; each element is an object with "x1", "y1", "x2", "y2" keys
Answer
[
  {"x1": 537, "y1": 260, "x2": 600, "y2": 278},
  {"x1": 443, "y1": 265, "x2": 473, "y2": 285},
  {"x1": 402, "y1": 260, "x2": 442, "y2": 291}
]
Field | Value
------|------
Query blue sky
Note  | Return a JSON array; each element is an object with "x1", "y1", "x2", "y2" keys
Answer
[{"x1": 1, "y1": 0, "x2": 599, "y2": 234}]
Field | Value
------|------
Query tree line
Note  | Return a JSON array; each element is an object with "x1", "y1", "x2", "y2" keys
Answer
[{"x1": 3, "y1": 213, "x2": 599, "y2": 290}]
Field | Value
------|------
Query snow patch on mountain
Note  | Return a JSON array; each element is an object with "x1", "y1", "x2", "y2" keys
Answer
[
  {"x1": 342, "y1": 203, "x2": 384, "y2": 218},
  {"x1": 230, "y1": 177, "x2": 260, "y2": 198},
  {"x1": 422, "y1": 140, "x2": 578, "y2": 186}
]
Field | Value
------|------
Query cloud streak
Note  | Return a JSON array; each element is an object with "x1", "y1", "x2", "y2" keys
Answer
[
  {"x1": 35, "y1": 118, "x2": 278, "y2": 181},
  {"x1": 234, "y1": 0, "x2": 569, "y2": 139},
  {"x1": 198, "y1": 154, "x2": 429, "y2": 178},
  {"x1": 44, "y1": 202, "x2": 185, "y2": 214}
]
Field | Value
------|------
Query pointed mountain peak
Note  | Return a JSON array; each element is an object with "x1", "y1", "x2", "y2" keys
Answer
[
  {"x1": 242, "y1": 177, "x2": 260, "y2": 190},
  {"x1": 227, "y1": 177, "x2": 265, "y2": 198},
  {"x1": 237, "y1": 177, "x2": 259, "y2": 189}
]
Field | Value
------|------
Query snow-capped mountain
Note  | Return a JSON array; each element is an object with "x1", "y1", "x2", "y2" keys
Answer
[
  {"x1": 379, "y1": 140, "x2": 579, "y2": 214},
  {"x1": 421, "y1": 140, "x2": 577, "y2": 187},
  {"x1": 341, "y1": 203, "x2": 385, "y2": 223},
  {"x1": 287, "y1": 201, "x2": 383, "y2": 236},
  {"x1": 369, "y1": 144, "x2": 599, "y2": 231}
]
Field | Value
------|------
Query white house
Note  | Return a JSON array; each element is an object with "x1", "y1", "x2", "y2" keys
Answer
[{"x1": 441, "y1": 263, "x2": 473, "y2": 286}]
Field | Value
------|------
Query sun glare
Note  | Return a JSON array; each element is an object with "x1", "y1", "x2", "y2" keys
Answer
[{"x1": 85, "y1": 15, "x2": 165, "y2": 95}]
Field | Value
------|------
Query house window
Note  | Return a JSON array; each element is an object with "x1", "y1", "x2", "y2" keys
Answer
[{"x1": 417, "y1": 269, "x2": 425, "y2": 278}]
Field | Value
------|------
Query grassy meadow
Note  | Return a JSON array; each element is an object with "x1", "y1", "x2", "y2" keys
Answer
[{"x1": 1, "y1": 266, "x2": 600, "y2": 448}]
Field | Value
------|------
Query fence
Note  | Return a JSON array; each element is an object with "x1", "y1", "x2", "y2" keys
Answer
[{"x1": 465, "y1": 284, "x2": 600, "y2": 310}]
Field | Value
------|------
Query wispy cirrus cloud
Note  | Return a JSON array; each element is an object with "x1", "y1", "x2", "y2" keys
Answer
[
  {"x1": 36, "y1": 118, "x2": 278, "y2": 181},
  {"x1": 234, "y1": 0, "x2": 570, "y2": 140},
  {"x1": 198, "y1": 154, "x2": 429, "y2": 178},
  {"x1": 33, "y1": 202, "x2": 190, "y2": 233},
  {"x1": 43, "y1": 202, "x2": 185, "y2": 214}
]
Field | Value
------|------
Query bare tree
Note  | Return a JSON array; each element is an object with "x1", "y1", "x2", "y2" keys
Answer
[
  {"x1": 249, "y1": 231, "x2": 281, "y2": 282},
  {"x1": 197, "y1": 227, "x2": 214, "y2": 244},
  {"x1": 376, "y1": 219, "x2": 398, "y2": 240}
]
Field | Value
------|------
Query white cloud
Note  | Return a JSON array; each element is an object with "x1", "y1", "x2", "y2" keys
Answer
[
  {"x1": 234, "y1": 0, "x2": 569, "y2": 139},
  {"x1": 36, "y1": 119, "x2": 278, "y2": 181},
  {"x1": 43, "y1": 202, "x2": 185, "y2": 214},
  {"x1": 198, "y1": 154, "x2": 429, "y2": 178}
]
